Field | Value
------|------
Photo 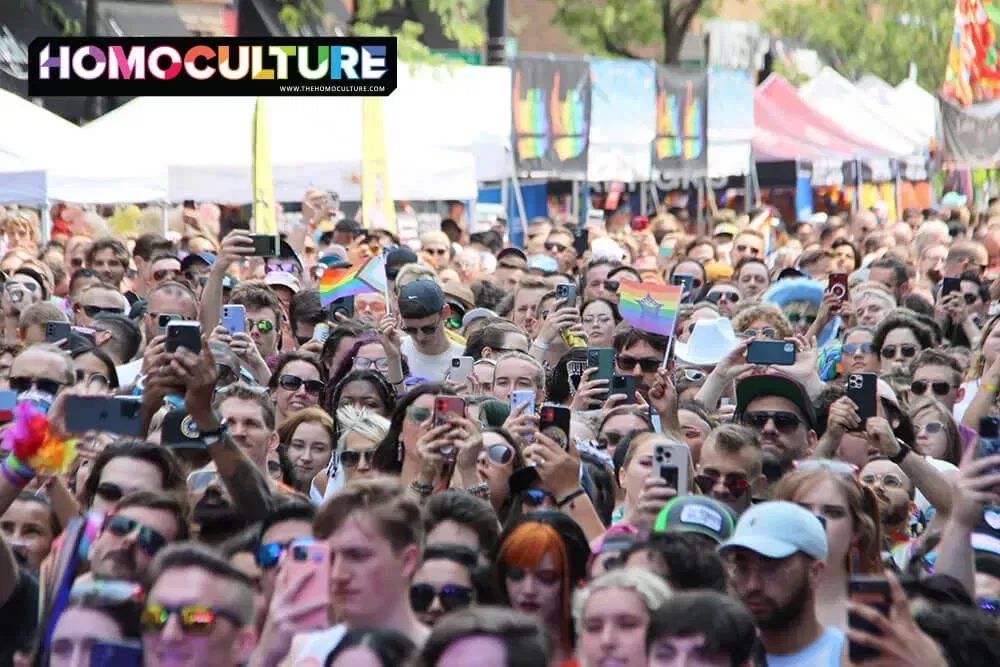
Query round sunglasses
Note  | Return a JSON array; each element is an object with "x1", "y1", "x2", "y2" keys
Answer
[{"x1": 410, "y1": 583, "x2": 475, "y2": 613}]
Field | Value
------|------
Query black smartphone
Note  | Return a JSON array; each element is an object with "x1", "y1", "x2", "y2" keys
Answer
[
  {"x1": 746, "y1": 339, "x2": 796, "y2": 365},
  {"x1": 156, "y1": 313, "x2": 181, "y2": 337},
  {"x1": 587, "y1": 348, "x2": 615, "y2": 400},
  {"x1": 250, "y1": 233, "x2": 279, "y2": 257},
  {"x1": 977, "y1": 416, "x2": 1000, "y2": 477},
  {"x1": 91, "y1": 640, "x2": 142, "y2": 667},
  {"x1": 539, "y1": 404, "x2": 571, "y2": 450},
  {"x1": 329, "y1": 296, "x2": 354, "y2": 320},
  {"x1": 555, "y1": 283, "x2": 577, "y2": 309},
  {"x1": 941, "y1": 276, "x2": 962, "y2": 299},
  {"x1": 165, "y1": 321, "x2": 201, "y2": 354},
  {"x1": 64, "y1": 396, "x2": 144, "y2": 436},
  {"x1": 611, "y1": 374, "x2": 637, "y2": 404},
  {"x1": 44, "y1": 321, "x2": 71, "y2": 343},
  {"x1": 845, "y1": 372, "x2": 878, "y2": 427},
  {"x1": 574, "y1": 228, "x2": 589, "y2": 257},
  {"x1": 672, "y1": 274, "x2": 696, "y2": 303},
  {"x1": 848, "y1": 576, "x2": 891, "y2": 662}
]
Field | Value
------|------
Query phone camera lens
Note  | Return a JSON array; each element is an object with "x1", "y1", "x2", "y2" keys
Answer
[{"x1": 292, "y1": 545, "x2": 307, "y2": 560}]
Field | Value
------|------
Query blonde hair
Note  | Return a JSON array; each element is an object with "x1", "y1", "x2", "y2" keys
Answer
[
  {"x1": 731, "y1": 303, "x2": 794, "y2": 338},
  {"x1": 572, "y1": 568, "x2": 672, "y2": 636},
  {"x1": 495, "y1": 351, "x2": 546, "y2": 393},
  {"x1": 395, "y1": 263, "x2": 440, "y2": 287},
  {"x1": 2, "y1": 210, "x2": 40, "y2": 244},
  {"x1": 336, "y1": 405, "x2": 390, "y2": 448}
]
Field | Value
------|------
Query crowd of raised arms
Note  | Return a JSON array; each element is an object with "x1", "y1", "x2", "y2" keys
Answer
[{"x1": 0, "y1": 196, "x2": 998, "y2": 667}]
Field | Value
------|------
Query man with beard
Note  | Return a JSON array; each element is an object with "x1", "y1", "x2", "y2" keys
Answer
[
  {"x1": 860, "y1": 457, "x2": 918, "y2": 566},
  {"x1": 188, "y1": 463, "x2": 249, "y2": 546},
  {"x1": 86, "y1": 490, "x2": 189, "y2": 582},
  {"x1": 695, "y1": 424, "x2": 766, "y2": 515},
  {"x1": 719, "y1": 501, "x2": 845, "y2": 665},
  {"x1": 613, "y1": 325, "x2": 669, "y2": 399},
  {"x1": 735, "y1": 375, "x2": 817, "y2": 496}
]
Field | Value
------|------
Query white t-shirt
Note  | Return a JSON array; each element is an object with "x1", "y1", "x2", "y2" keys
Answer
[
  {"x1": 400, "y1": 336, "x2": 465, "y2": 381},
  {"x1": 954, "y1": 378, "x2": 979, "y2": 422}
]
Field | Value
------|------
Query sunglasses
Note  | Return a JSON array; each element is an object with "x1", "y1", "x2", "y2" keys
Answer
[
  {"x1": 603, "y1": 280, "x2": 620, "y2": 292},
  {"x1": 187, "y1": 469, "x2": 219, "y2": 492},
  {"x1": 523, "y1": 489, "x2": 557, "y2": 506},
  {"x1": 77, "y1": 304, "x2": 123, "y2": 318},
  {"x1": 141, "y1": 604, "x2": 244, "y2": 635},
  {"x1": 104, "y1": 514, "x2": 167, "y2": 557},
  {"x1": 506, "y1": 567, "x2": 560, "y2": 586},
  {"x1": 254, "y1": 538, "x2": 314, "y2": 569},
  {"x1": 741, "y1": 410, "x2": 802, "y2": 432},
  {"x1": 616, "y1": 355, "x2": 661, "y2": 373},
  {"x1": 5, "y1": 281, "x2": 38, "y2": 293},
  {"x1": 706, "y1": 291, "x2": 740, "y2": 304},
  {"x1": 742, "y1": 328, "x2": 776, "y2": 339},
  {"x1": 9, "y1": 376, "x2": 64, "y2": 396},
  {"x1": 911, "y1": 380, "x2": 953, "y2": 397},
  {"x1": 487, "y1": 443, "x2": 515, "y2": 465},
  {"x1": 152, "y1": 268, "x2": 182, "y2": 282},
  {"x1": 919, "y1": 421, "x2": 944, "y2": 435},
  {"x1": 247, "y1": 319, "x2": 276, "y2": 334},
  {"x1": 278, "y1": 374, "x2": 324, "y2": 395},
  {"x1": 410, "y1": 583, "x2": 475, "y2": 613},
  {"x1": 784, "y1": 312, "x2": 817, "y2": 325},
  {"x1": 694, "y1": 471, "x2": 750, "y2": 498},
  {"x1": 880, "y1": 344, "x2": 918, "y2": 360},
  {"x1": 978, "y1": 597, "x2": 1000, "y2": 618},
  {"x1": 674, "y1": 368, "x2": 706, "y2": 383},
  {"x1": 70, "y1": 579, "x2": 144, "y2": 604},
  {"x1": 340, "y1": 448, "x2": 375, "y2": 469},
  {"x1": 184, "y1": 271, "x2": 210, "y2": 287},
  {"x1": 266, "y1": 262, "x2": 298, "y2": 273},
  {"x1": 406, "y1": 406, "x2": 431, "y2": 423},
  {"x1": 95, "y1": 481, "x2": 126, "y2": 503},
  {"x1": 842, "y1": 342, "x2": 872, "y2": 356},
  {"x1": 403, "y1": 324, "x2": 440, "y2": 336},
  {"x1": 544, "y1": 242, "x2": 568, "y2": 253},
  {"x1": 354, "y1": 357, "x2": 390, "y2": 372}
]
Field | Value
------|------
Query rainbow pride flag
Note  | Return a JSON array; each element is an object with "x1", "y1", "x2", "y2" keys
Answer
[
  {"x1": 319, "y1": 255, "x2": 387, "y2": 307},
  {"x1": 617, "y1": 280, "x2": 682, "y2": 337}
]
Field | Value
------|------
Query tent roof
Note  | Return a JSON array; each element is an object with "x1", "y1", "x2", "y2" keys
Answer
[
  {"x1": 753, "y1": 92, "x2": 851, "y2": 162},
  {"x1": 0, "y1": 89, "x2": 81, "y2": 163}
]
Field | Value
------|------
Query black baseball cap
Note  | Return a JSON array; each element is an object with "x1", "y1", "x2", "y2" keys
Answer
[
  {"x1": 386, "y1": 248, "x2": 419, "y2": 280},
  {"x1": 398, "y1": 280, "x2": 446, "y2": 319},
  {"x1": 736, "y1": 373, "x2": 816, "y2": 428},
  {"x1": 162, "y1": 408, "x2": 206, "y2": 449},
  {"x1": 497, "y1": 247, "x2": 528, "y2": 267}
]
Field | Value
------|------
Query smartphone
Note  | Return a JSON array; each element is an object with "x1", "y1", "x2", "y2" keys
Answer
[
  {"x1": 611, "y1": 374, "x2": 637, "y2": 404},
  {"x1": 587, "y1": 348, "x2": 616, "y2": 400},
  {"x1": 165, "y1": 321, "x2": 201, "y2": 354},
  {"x1": 574, "y1": 228, "x2": 589, "y2": 257},
  {"x1": 848, "y1": 576, "x2": 891, "y2": 662},
  {"x1": 827, "y1": 273, "x2": 849, "y2": 303},
  {"x1": 672, "y1": 274, "x2": 696, "y2": 303},
  {"x1": 510, "y1": 390, "x2": 536, "y2": 416},
  {"x1": 654, "y1": 443, "x2": 690, "y2": 493},
  {"x1": 280, "y1": 541, "x2": 330, "y2": 628},
  {"x1": 449, "y1": 356, "x2": 474, "y2": 382},
  {"x1": 64, "y1": 396, "x2": 144, "y2": 436},
  {"x1": 156, "y1": 313, "x2": 181, "y2": 337},
  {"x1": 45, "y1": 321, "x2": 71, "y2": 343},
  {"x1": 0, "y1": 390, "x2": 16, "y2": 422},
  {"x1": 746, "y1": 340, "x2": 796, "y2": 365},
  {"x1": 585, "y1": 208, "x2": 605, "y2": 230},
  {"x1": 250, "y1": 233, "x2": 279, "y2": 257},
  {"x1": 90, "y1": 640, "x2": 142, "y2": 667},
  {"x1": 433, "y1": 396, "x2": 466, "y2": 427},
  {"x1": 555, "y1": 283, "x2": 577, "y2": 309},
  {"x1": 539, "y1": 404, "x2": 571, "y2": 450},
  {"x1": 221, "y1": 304, "x2": 245, "y2": 335},
  {"x1": 977, "y1": 417, "x2": 1000, "y2": 476},
  {"x1": 941, "y1": 276, "x2": 962, "y2": 298},
  {"x1": 312, "y1": 323, "x2": 331, "y2": 343},
  {"x1": 329, "y1": 296, "x2": 354, "y2": 320},
  {"x1": 846, "y1": 372, "x2": 878, "y2": 427}
]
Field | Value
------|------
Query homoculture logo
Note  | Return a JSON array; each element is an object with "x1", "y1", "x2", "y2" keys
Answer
[{"x1": 28, "y1": 37, "x2": 397, "y2": 97}]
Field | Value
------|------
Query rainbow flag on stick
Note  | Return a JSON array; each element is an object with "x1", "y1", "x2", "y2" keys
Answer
[
  {"x1": 319, "y1": 255, "x2": 387, "y2": 307},
  {"x1": 617, "y1": 280, "x2": 682, "y2": 337}
]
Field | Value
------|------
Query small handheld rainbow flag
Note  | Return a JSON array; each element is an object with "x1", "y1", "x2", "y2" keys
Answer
[
  {"x1": 617, "y1": 280, "x2": 682, "y2": 337},
  {"x1": 319, "y1": 255, "x2": 387, "y2": 307}
]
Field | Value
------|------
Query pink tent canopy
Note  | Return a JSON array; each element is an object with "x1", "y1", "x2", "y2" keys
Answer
[{"x1": 753, "y1": 92, "x2": 852, "y2": 162}]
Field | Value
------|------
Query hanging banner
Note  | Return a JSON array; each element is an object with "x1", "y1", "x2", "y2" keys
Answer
[
  {"x1": 652, "y1": 67, "x2": 708, "y2": 182},
  {"x1": 707, "y1": 67, "x2": 754, "y2": 177},
  {"x1": 587, "y1": 59, "x2": 656, "y2": 182},
  {"x1": 942, "y1": 0, "x2": 1000, "y2": 106},
  {"x1": 938, "y1": 94, "x2": 1000, "y2": 166},
  {"x1": 252, "y1": 97, "x2": 277, "y2": 235},
  {"x1": 511, "y1": 55, "x2": 591, "y2": 179},
  {"x1": 361, "y1": 97, "x2": 397, "y2": 233}
]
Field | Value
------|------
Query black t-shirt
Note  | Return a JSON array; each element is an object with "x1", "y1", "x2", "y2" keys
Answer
[{"x1": 0, "y1": 568, "x2": 39, "y2": 667}]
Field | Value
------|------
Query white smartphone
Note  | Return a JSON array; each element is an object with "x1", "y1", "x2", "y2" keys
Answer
[
  {"x1": 449, "y1": 356, "x2": 474, "y2": 382},
  {"x1": 510, "y1": 390, "x2": 536, "y2": 416},
  {"x1": 312, "y1": 323, "x2": 331, "y2": 343},
  {"x1": 221, "y1": 305, "x2": 245, "y2": 335},
  {"x1": 654, "y1": 443, "x2": 690, "y2": 494}
]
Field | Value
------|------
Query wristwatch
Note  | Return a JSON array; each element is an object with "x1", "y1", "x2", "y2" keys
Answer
[
  {"x1": 889, "y1": 440, "x2": 911, "y2": 465},
  {"x1": 196, "y1": 413, "x2": 228, "y2": 447}
]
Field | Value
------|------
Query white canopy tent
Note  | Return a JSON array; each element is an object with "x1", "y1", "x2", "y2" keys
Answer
[
  {"x1": 894, "y1": 78, "x2": 938, "y2": 145},
  {"x1": 856, "y1": 74, "x2": 934, "y2": 146}
]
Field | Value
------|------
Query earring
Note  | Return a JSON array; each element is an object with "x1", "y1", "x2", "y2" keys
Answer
[{"x1": 397, "y1": 442, "x2": 403, "y2": 462}]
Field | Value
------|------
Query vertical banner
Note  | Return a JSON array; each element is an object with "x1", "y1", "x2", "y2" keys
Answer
[
  {"x1": 252, "y1": 97, "x2": 277, "y2": 235},
  {"x1": 511, "y1": 55, "x2": 591, "y2": 179},
  {"x1": 652, "y1": 67, "x2": 708, "y2": 181},
  {"x1": 707, "y1": 67, "x2": 754, "y2": 178},
  {"x1": 587, "y1": 59, "x2": 656, "y2": 182},
  {"x1": 361, "y1": 96, "x2": 397, "y2": 234}
]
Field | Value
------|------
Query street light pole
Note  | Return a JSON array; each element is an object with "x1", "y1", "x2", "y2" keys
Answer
[
  {"x1": 84, "y1": 0, "x2": 102, "y2": 120},
  {"x1": 486, "y1": 0, "x2": 506, "y2": 65}
]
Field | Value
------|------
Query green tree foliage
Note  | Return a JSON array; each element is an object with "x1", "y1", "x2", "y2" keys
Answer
[
  {"x1": 547, "y1": 0, "x2": 726, "y2": 64},
  {"x1": 277, "y1": 0, "x2": 486, "y2": 62},
  {"x1": 762, "y1": 0, "x2": 954, "y2": 91}
]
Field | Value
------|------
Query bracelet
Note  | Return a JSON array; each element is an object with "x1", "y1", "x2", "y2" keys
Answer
[
  {"x1": 984, "y1": 382, "x2": 999, "y2": 394},
  {"x1": 0, "y1": 455, "x2": 35, "y2": 488},
  {"x1": 889, "y1": 441, "x2": 911, "y2": 465},
  {"x1": 533, "y1": 340, "x2": 550, "y2": 351},
  {"x1": 409, "y1": 479, "x2": 434, "y2": 496},
  {"x1": 557, "y1": 488, "x2": 586, "y2": 508},
  {"x1": 466, "y1": 483, "x2": 490, "y2": 500}
]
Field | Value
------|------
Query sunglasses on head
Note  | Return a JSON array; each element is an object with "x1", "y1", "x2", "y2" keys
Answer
[
  {"x1": 881, "y1": 344, "x2": 917, "y2": 360},
  {"x1": 674, "y1": 368, "x2": 706, "y2": 383},
  {"x1": 842, "y1": 342, "x2": 872, "y2": 356},
  {"x1": 784, "y1": 312, "x2": 816, "y2": 325},
  {"x1": 105, "y1": 514, "x2": 167, "y2": 557},
  {"x1": 707, "y1": 290, "x2": 740, "y2": 304},
  {"x1": 544, "y1": 242, "x2": 568, "y2": 253},
  {"x1": 266, "y1": 262, "x2": 297, "y2": 274},
  {"x1": 741, "y1": 410, "x2": 802, "y2": 433},
  {"x1": 742, "y1": 327, "x2": 776, "y2": 339},
  {"x1": 911, "y1": 380, "x2": 953, "y2": 397},
  {"x1": 340, "y1": 448, "x2": 375, "y2": 469},
  {"x1": 141, "y1": 604, "x2": 244, "y2": 635},
  {"x1": 505, "y1": 566, "x2": 560, "y2": 585},
  {"x1": 247, "y1": 319, "x2": 276, "y2": 334},
  {"x1": 410, "y1": 583, "x2": 475, "y2": 613},
  {"x1": 694, "y1": 471, "x2": 751, "y2": 498},
  {"x1": 616, "y1": 355, "x2": 661, "y2": 373},
  {"x1": 403, "y1": 324, "x2": 440, "y2": 336},
  {"x1": 278, "y1": 374, "x2": 324, "y2": 394},
  {"x1": 9, "y1": 376, "x2": 64, "y2": 396},
  {"x1": 77, "y1": 304, "x2": 123, "y2": 318}
]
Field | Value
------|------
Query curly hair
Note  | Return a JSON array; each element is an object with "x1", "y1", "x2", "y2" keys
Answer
[
  {"x1": 731, "y1": 303, "x2": 794, "y2": 339},
  {"x1": 871, "y1": 309, "x2": 936, "y2": 357}
]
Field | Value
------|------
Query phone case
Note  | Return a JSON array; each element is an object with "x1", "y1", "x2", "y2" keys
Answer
[
  {"x1": 166, "y1": 322, "x2": 201, "y2": 354},
  {"x1": 846, "y1": 373, "x2": 878, "y2": 425},
  {"x1": 556, "y1": 284, "x2": 577, "y2": 309},
  {"x1": 539, "y1": 404, "x2": 571, "y2": 450},
  {"x1": 221, "y1": 305, "x2": 245, "y2": 335},
  {"x1": 433, "y1": 396, "x2": 466, "y2": 427},
  {"x1": 280, "y1": 542, "x2": 330, "y2": 629},
  {"x1": 611, "y1": 375, "x2": 636, "y2": 403},
  {"x1": 510, "y1": 390, "x2": 536, "y2": 416},
  {"x1": 587, "y1": 348, "x2": 615, "y2": 399},
  {"x1": 313, "y1": 324, "x2": 331, "y2": 343},
  {"x1": 64, "y1": 396, "x2": 144, "y2": 436},
  {"x1": 654, "y1": 443, "x2": 690, "y2": 492},
  {"x1": 449, "y1": 357, "x2": 474, "y2": 382},
  {"x1": 848, "y1": 577, "x2": 890, "y2": 662},
  {"x1": 827, "y1": 273, "x2": 849, "y2": 301},
  {"x1": 746, "y1": 340, "x2": 796, "y2": 365},
  {"x1": 941, "y1": 276, "x2": 962, "y2": 297},
  {"x1": 91, "y1": 641, "x2": 142, "y2": 667},
  {"x1": 45, "y1": 321, "x2": 71, "y2": 342}
]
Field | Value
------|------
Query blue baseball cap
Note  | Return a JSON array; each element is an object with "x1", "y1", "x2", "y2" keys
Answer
[
  {"x1": 718, "y1": 501, "x2": 828, "y2": 561},
  {"x1": 180, "y1": 252, "x2": 216, "y2": 271}
]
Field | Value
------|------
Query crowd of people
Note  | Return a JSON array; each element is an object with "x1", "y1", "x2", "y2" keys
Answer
[{"x1": 0, "y1": 193, "x2": 998, "y2": 667}]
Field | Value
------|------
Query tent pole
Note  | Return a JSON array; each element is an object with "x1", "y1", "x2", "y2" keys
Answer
[
  {"x1": 507, "y1": 149, "x2": 528, "y2": 247},
  {"x1": 640, "y1": 182, "x2": 648, "y2": 215},
  {"x1": 161, "y1": 202, "x2": 169, "y2": 236},
  {"x1": 41, "y1": 199, "x2": 51, "y2": 244},
  {"x1": 895, "y1": 163, "x2": 903, "y2": 221},
  {"x1": 571, "y1": 181, "x2": 579, "y2": 220},
  {"x1": 855, "y1": 160, "x2": 863, "y2": 215}
]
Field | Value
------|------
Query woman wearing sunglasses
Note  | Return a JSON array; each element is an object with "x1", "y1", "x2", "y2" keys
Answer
[
  {"x1": 698, "y1": 281, "x2": 742, "y2": 318},
  {"x1": 313, "y1": 405, "x2": 391, "y2": 502},
  {"x1": 872, "y1": 311, "x2": 936, "y2": 375},
  {"x1": 909, "y1": 399, "x2": 963, "y2": 466},
  {"x1": 370, "y1": 383, "x2": 453, "y2": 486},
  {"x1": 840, "y1": 326, "x2": 879, "y2": 374},
  {"x1": 774, "y1": 463, "x2": 883, "y2": 630},
  {"x1": 267, "y1": 351, "x2": 326, "y2": 428},
  {"x1": 410, "y1": 543, "x2": 481, "y2": 627},
  {"x1": 47, "y1": 579, "x2": 144, "y2": 667},
  {"x1": 328, "y1": 334, "x2": 408, "y2": 392},
  {"x1": 477, "y1": 428, "x2": 523, "y2": 513}
]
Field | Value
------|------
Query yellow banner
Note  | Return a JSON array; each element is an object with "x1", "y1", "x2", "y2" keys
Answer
[
  {"x1": 252, "y1": 97, "x2": 277, "y2": 235},
  {"x1": 361, "y1": 96, "x2": 397, "y2": 233}
]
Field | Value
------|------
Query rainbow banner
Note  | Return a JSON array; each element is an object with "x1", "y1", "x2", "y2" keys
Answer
[
  {"x1": 617, "y1": 280, "x2": 682, "y2": 337},
  {"x1": 319, "y1": 255, "x2": 387, "y2": 307},
  {"x1": 652, "y1": 66, "x2": 707, "y2": 181},
  {"x1": 251, "y1": 97, "x2": 277, "y2": 235},
  {"x1": 943, "y1": 0, "x2": 1000, "y2": 106}
]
